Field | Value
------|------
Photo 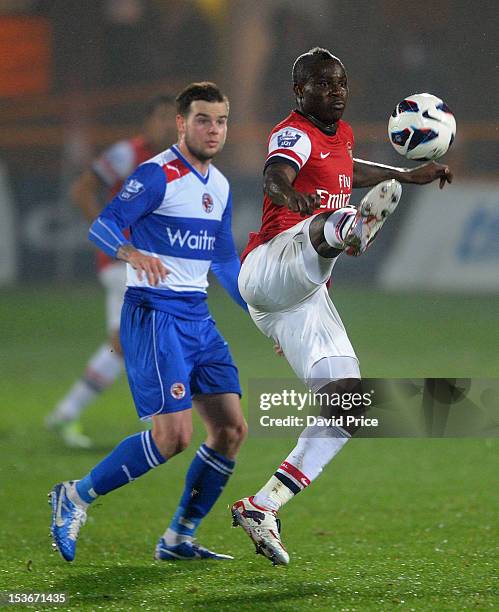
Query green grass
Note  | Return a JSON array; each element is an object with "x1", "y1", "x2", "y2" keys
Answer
[{"x1": 1, "y1": 285, "x2": 498, "y2": 610}]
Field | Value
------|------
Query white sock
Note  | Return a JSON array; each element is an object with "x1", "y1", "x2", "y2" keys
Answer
[
  {"x1": 300, "y1": 207, "x2": 357, "y2": 284},
  {"x1": 323, "y1": 207, "x2": 357, "y2": 248},
  {"x1": 253, "y1": 425, "x2": 350, "y2": 512},
  {"x1": 53, "y1": 344, "x2": 123, "y2": 421},
  {"x1": 163, "y1": 528, "x2": 192, "y2": 546},
  {"x1": 66, "y1": 481, "x2": 90, "y2": 509}
]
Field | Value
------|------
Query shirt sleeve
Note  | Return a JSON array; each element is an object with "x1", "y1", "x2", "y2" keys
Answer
[
  {"x1": 92, "y1": 140, "x2": 136, "y2": 187},
  {"x1": 212, "y1": 191, "x2": 238, "y2": 263},
  {"x1": 264, "y1": 126, "x2": 312, "y2": 174},
  {"x1": 88, "y1": 162, "x2": 166, "y2": 258},
  {"x1": 211, "y1": 191, "x2": 247, "y2": 311},
  {"x1": 211, "y1": 258, "x2": 247, "y2": 311}
]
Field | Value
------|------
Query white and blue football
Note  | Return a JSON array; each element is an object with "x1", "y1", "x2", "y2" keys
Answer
[{"x1": 388, "y1": 93, "x2": 456, "y2": 160}]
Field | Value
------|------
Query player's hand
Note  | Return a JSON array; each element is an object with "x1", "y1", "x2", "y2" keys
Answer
[
  {"x1": 273, "y1": 342, "x2": 284, "y2": 357},
  {"x1": 130, "y1": 253, "x2": 169, "y2": 286},
  {"x1": 286, "y1": 190, "x2": 322, "y2": 216},
  {"x1": 406, "y1": 161, "x2": 453, "y2": 189},
  {"x1": 118, "y1": 246, "x2": 169, "y2": 286}
]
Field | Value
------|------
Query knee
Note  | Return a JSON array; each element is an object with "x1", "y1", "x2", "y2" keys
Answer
[
  {"x1": 151, "y1": 426, "x2": 192, "y2": 459},
  {"x1": 228, "y1": 420, "x2": 248, "y2": 450},
  {"x1": 212, "y1": 420, "x2": 248, "y2": 456}
]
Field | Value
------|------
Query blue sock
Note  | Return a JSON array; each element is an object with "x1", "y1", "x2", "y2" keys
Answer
[
  {"x1": 76, "y1": 431, "x2": 165, "y2": 502},
  {"x1": 166, "y1": 444, "x2": 235, "y2": 541}
]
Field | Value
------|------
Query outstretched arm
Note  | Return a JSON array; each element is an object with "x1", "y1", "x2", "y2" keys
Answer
[{"x1": 353, "y1": 159, "x2": 453, "y2": 189}]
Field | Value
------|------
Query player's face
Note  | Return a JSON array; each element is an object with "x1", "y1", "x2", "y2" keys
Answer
[
  {"x1": 145, "y1": 104, "x2": 172, "y2": 151},
  {"x1": 177, "y1": 100, "x2": 228, "y2": 162},
  {"x1": 295, "y1": 60, "x2": 349, "y2": 125}
]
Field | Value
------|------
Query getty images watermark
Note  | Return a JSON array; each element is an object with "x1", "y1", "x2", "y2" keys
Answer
[
  {"x1": 259, "y1": 387, "x2": 377, "y2": 429},
  {"x1": 248, "y1": 379, "x2": 499, "y2": 438}
]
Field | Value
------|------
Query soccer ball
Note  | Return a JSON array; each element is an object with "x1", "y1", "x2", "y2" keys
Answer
[{"x1": 388, "y1": 93, "x2": 456, "y2": 160}]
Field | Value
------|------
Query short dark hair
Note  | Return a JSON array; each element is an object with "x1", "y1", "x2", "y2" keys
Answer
[
  {"x1": 292, "y1": 47, "x2": 344, "y2": 85},
  {"x1": 175, "y1": 82, "x2": 229, "y2": 116},
  {"x1": 144, "y1": 95, "x2": 174, "y2": 117}
]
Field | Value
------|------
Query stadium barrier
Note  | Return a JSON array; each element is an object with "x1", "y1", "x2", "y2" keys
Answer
[{"x1": 379, "y1": 181, "x2": 499, "y2": 292}]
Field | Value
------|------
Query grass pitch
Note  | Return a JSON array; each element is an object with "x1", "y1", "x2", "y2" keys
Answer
[{"x1": 0, "y1": 284, "x2": 497, "y2": 610}]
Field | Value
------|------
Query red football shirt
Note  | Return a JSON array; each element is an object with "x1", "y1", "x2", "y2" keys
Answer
[
  {"x1": 242, "y1": 111, "x2": 354, "y2": 261},
  {"x1": 92, "y1": 136, "x2": 155, "y2": 271}
]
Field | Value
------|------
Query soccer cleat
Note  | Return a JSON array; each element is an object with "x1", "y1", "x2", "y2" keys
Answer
[
  {"x1": 344, "y1": 179, "x2": 402, "y2": 256},
  {"x1": 45, "y1": 415, "x2": 93, "y2": 449},
  {"x1": 49, "y1": 481, "x2": 87, "y2": 562},
  {"x1": 154, "y1": 538, "x2": 234, "y2": 561},
  {"x1": 231, "y1": 496, "x2": 289, "y2": 566}
]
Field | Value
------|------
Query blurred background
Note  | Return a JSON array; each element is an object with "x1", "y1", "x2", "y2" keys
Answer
[
  {"x1": 1, "y1": 4, "x2": 498, "y2": 606},
  {"x1": 0, "y1": 0, "x2": 497, "y2": 289}
]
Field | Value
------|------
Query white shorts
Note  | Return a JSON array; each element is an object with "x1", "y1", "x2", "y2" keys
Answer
[
  {"x1": 98, "y1": 262, "x2": 127, "y2": 333},
  {"x1": 239, "y1": 217, "x2": 359, "y2": 384}
]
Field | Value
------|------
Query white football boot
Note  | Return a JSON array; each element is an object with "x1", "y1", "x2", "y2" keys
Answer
[
  {"x1": 344, "y1": 179, "x2": 402, "y2": 256},
  {"x1": 231, "y1": 496, "x2": 289, "y2": 566},
  {"x1": 45, "y1": 414, "x2": 93, "y2": 449}
]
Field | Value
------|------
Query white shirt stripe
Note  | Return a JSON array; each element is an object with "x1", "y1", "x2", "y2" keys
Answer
[
  {"x1": 89, "y1": 229, "x2": 117, "y2": 253},
  {"x1": 97, "y1": 217, "x2": 124, "y2": 244}
]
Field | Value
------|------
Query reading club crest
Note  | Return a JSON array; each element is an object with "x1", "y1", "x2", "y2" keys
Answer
[
  {"x1": 170, "y1": 382, "x2": 186, "y2": 400},
  {"x1": 202, "y1": 193, "x2": 214, "y2": 213}
]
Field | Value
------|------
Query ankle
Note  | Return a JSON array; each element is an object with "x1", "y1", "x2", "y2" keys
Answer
[{"x1": 163, "y1": 528, "x2": 193, "y2": 546}]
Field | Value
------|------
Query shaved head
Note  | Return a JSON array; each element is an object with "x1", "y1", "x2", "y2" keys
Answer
[{"x1": 292, "y1": 47, "x2": 344, "y2": 86}]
